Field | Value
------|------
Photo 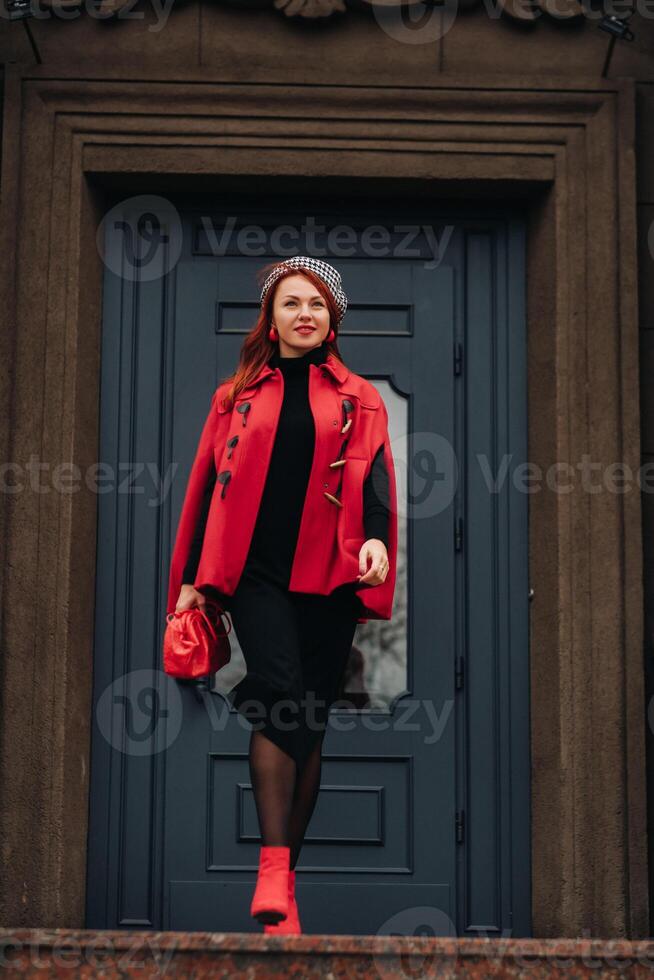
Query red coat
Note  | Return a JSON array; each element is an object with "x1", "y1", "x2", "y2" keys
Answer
[{"x1": 166, "y1": 352, "x2": 398, "y2": 623}]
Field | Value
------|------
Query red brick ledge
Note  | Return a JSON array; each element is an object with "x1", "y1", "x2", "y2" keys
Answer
[
  {"x1": 0, "y1": 930, "x2": 653, "y2": 955},
  {"x1": 1, "y1": 930, "x2": 654, "y2": 977}
]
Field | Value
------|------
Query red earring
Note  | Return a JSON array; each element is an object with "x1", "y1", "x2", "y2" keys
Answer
[
  {"x1": 269, "y1": 327, "x2": 278, "y2": 341},
  {"x1": 327, "y1": 328, "x2": 335, "y2": 342}
]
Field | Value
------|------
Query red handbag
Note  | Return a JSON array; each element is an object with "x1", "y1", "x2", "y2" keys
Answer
[{"x1": 163, "y1": 596, "x2": 232, "y2": 679}]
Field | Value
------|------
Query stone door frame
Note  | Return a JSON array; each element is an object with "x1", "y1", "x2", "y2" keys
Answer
[{"x1": 0, "y1": 66, "x2": 646, "y2": 937}]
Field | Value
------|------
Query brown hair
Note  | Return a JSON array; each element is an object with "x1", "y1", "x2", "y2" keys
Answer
[{"x1": 218, "y1": 262, "x2": 345, "y2": 410}]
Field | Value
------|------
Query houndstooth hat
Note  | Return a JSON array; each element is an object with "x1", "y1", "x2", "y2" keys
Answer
[{"x1": 260, "y1": 256, "x2": 348, "y2": 325}]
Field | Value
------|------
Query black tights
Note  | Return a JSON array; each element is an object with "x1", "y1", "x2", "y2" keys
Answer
[{"x1": 248, "y1": 728, "x2": 324, "y2": 870}]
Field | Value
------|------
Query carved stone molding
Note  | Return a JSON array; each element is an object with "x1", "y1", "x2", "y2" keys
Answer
[
  {"x1": 64, "y1": 0, "x2": 590, "y2": 25},
  {"x1": 227, "y1": 0, "x2": 586, "y2": 23},
  {"x1": 0, "y1": 68, "x2": 645, "y2": 939}
]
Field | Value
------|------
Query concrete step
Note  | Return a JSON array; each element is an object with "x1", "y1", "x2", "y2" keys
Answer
[{"x1": 1, "y1": 930, "x2": 654, "y2": 977}]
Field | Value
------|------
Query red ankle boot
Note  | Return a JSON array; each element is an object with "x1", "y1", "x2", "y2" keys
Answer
[
  {"x1": 250, "y1": 845, "x2": 290, "y2": 925},
  {"x1": 264, "y1": 869, "x2": 302, "y2": 935}
]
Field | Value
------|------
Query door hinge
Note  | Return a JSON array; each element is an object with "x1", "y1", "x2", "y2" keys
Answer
[
  {"x1": 456, "y1": 809, "x2": 465, "y2": 844},
  {"x1": 455, "y1": 656, "x2": 465, "y2": 690},
  {"x1": 454, "y1": 515, "x2": 464, "y2": 552},
  {"x1": 454, "y1": 341, "x2": 463, "y2": 376}
]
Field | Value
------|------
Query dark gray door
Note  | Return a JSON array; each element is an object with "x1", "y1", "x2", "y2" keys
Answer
[{"x1": 86, "y1": 196, "x2": 530, "y2": 938}]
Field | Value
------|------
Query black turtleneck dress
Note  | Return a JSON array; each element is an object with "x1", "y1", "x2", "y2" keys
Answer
[{"x1": 183, "y1": 342, "x2": 390, "y2": 770}]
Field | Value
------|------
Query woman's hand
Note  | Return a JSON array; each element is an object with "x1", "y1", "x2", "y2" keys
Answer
[
  {"x1": 356, "y1": 539, "x2": 390, "y2": 586},
  {"x1": 175, "y1": 583, "x2": 207, "y2": 613}
]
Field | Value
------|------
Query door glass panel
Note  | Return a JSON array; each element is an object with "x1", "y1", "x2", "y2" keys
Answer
[{"x1": 340, "y1": 380, "x2": 408, "y2": 712}]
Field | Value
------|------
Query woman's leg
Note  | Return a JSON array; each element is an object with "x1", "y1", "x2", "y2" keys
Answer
[
  {"x1": 248, "y1": 728, "x2": 297, "y2": 846},
  {"x1": 286, "y1": 587, "x2": 359, "y2": 869},
  {"x1": 229, "y1": 572, "x2": 305, "y2": 843},
  {"x1": 248, "y1": 728, "x2": 295, "y2": 924},
  {"x1": 287, "y1": 733, "x2": 325, "y2": 870}
]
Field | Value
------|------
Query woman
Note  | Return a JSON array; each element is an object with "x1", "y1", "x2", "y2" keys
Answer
[{"x1": 167, "y1": 255, "x2": 398, "y2": 933}]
